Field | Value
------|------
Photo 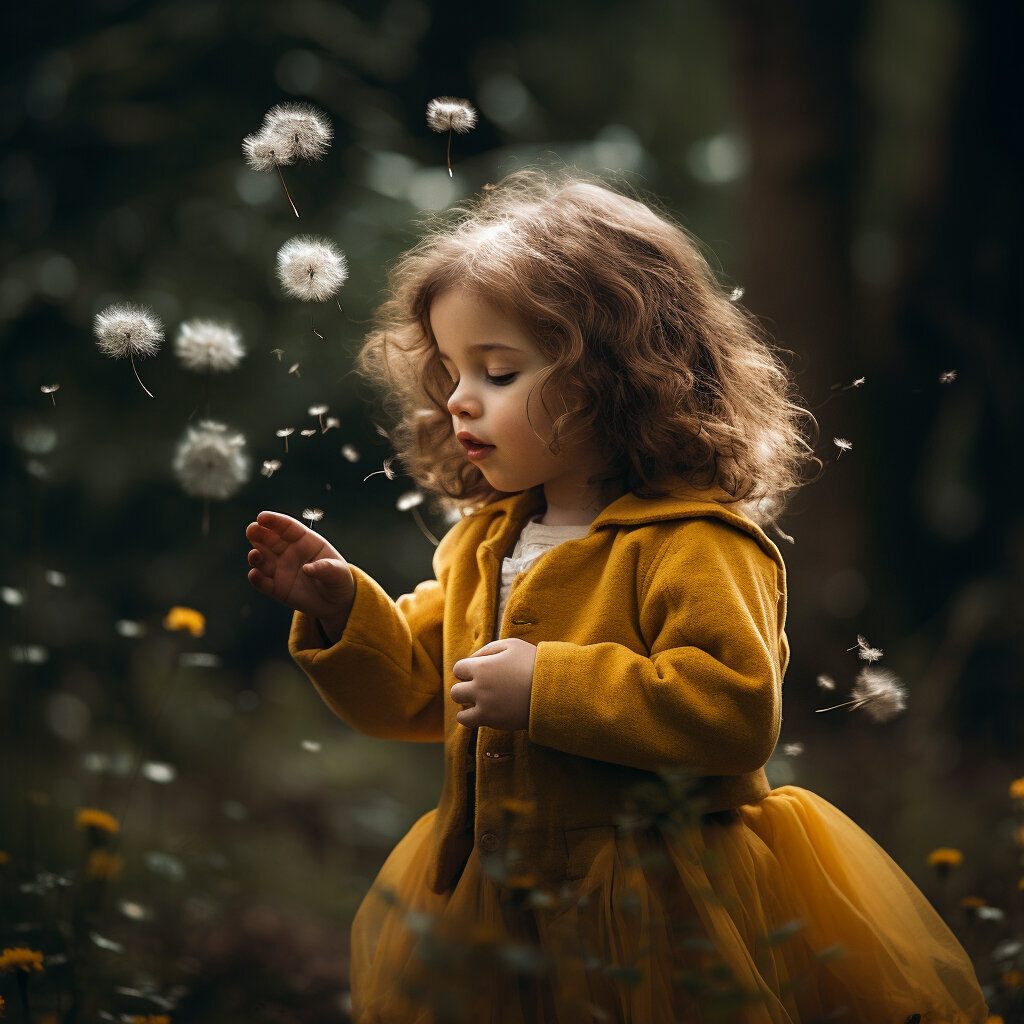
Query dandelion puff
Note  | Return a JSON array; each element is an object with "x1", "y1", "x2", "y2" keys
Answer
[
  {"x1": 276, "y1": 236, "x2": 348, "y2": 303},
  {"x1": 728, "y1": 286, "x2": 745, "y2": 302},
  {"x1": 323, "y1": 416, "x2": 340, "y2": 433},
  {"x1": 816, "y1": 666, "x2": 907, "y2": 722},
  {"x1": 426, "y1": 96, "x2": 478, "y2": 177},
  {"x1": 308, "y1": 404, "x2": 328, "y2": 432},
  {"x1": 174, "y1": 319, "x2": 245, "y2": 373},
  {"x1": 275, "y1": 427, "x2": 294, "y2": 452},
  {"x1": 173, "y1": 420, "x2": 249, "y2": 535},
  {"x1": 262, "y1": 102, "x2": 333, "y2": 163},
  {"x1": 302, "y1": 508, "x2": 324, "y2": 525},
  {"x1": 816, "y1": 674, "x2": 836, "y2": 691},
  {"x1": 939, "y1": 369, "x2": 957, "y2": 384},
  {"x1": 300, "y1": 428, "x2": 317, "y2": 437},
  {"x1": 832, "y1": 437, "x2": 853, "y2": 457},
  {"x1": 93, "y1": 303, "x2": 163, "y2": 398},
  {"x1": 288, "y1": 362, "x2": 301, "y2": 377},
  {"x1": 242, "y1": 131, "x2": 295, "y2": 171},
  {"x1": 261, "y1": 459, "x2": 282, "y2": 478},
  {"x1": 341, "y1": 444, "x2": 359, "y2": 462},
  {"x1": 845, "y1": 376, "x2": 866, "y2": 389},
  {"x1": 40, "y1": 384, "x2": 59, "y2": 406}
]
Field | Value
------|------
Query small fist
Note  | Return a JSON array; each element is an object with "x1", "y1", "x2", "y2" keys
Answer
[{"x1": 450, "y1": 638, "x2": 537, "y2": 732}]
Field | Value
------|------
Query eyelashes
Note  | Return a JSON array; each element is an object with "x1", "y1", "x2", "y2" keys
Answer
[{"x1": 486, "y1": 372, "x2": 518, "y2": 386}]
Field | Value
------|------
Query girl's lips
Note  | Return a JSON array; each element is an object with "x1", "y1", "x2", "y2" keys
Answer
[{"x1": 458, "y1": 436, "x2": 494, "y2": 460}]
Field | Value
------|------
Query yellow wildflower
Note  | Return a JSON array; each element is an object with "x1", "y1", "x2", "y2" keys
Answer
[
  {"x1": 75, "y1": 808, "x2": 120, "y2": 834},
  {"x1": 0, "y1": 948, "x2": 44, "y2": 973},
  {"x1": 87, "y1": 849, "x2": 124, "y2": 880},
  {"x1": 1001, "y1": 969, "x2": 1023, "y2": 988},
  {"x1": 1009, "y1": 777, "x2": 1024, "y2": 800},
  {"x1": 926, "y1": 848, "x2": 963, "y2": 868},
  {"x1": 163, "y1": 606, "x2": 205, "y2": 637}
]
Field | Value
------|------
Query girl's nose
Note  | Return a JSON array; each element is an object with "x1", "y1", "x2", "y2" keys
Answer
[{"x1": 446, "y1": 381, "x2": 481, "y2": 418}]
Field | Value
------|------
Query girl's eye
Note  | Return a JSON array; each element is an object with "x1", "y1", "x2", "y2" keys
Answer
[{"x1": 486, "y1": 372, "x2": 518, "y2": 386}]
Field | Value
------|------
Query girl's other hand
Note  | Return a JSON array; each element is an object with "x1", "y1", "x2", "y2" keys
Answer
[
  {"x1": 450, "y1": 638, "x2": 537, "y2": 732},
  {"x1": 245, "y1": 511, "x2": 355, "y2": 640}
]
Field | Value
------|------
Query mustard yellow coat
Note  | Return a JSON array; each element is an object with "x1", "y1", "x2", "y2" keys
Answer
[{"x1": 289, "y1": 484, "x2": 787, "y2": 894}]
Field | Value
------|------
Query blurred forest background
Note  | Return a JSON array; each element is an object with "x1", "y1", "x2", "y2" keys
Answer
[{"x1": 2, "y1": 0, "x2": 1022, "y2": 1020}]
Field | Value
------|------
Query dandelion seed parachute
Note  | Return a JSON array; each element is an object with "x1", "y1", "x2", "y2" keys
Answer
[
  {"x1": 276, "y1": 236, "x2": 349, "y2": 303},
  {"x1": 172, "y1": 421, "x2": 249, "y2": 501},
  {"x1": 426, "y1": 96, "x2": 478, "y2": 176},
  {"x1": 174, "y1": 319, "x2": 245, "y2": 373},
  {"x1": 262, "y1": 102, "x2": 333, "y2": 162},
  {"x1": 93, "y1": 302, "x2": 163, "y2": 397},
  {"x1": 850, "y1": 666, "x2": 906, "y2": 722}
]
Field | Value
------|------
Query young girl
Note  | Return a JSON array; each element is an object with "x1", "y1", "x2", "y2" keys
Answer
[{"x1": 244, "y1": 171, "x2": 987, "y2": 1023}]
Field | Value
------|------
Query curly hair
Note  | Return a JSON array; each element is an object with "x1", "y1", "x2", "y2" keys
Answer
[{"x1": 358, "y1": 169, "x2": 816, "y2": 522}]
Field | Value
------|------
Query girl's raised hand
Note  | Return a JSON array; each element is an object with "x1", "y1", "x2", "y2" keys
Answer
[{"x1": 245, "y1": 511, "x2": 355, "y2": 641}]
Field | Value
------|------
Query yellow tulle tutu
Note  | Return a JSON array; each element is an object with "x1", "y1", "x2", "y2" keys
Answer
[{"x1": 350, "y1": 786, "x2": 987, "y2": 1023}]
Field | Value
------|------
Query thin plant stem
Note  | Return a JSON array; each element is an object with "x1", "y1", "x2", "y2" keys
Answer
[
  {"x1": 277, "y1": 164, "x2": 299, "y2": 218},
  {"x1": 129, "y1": 351, "x2": 154, "y2": 399},
  {"x1": 446, "y1": 129, "x2": 453, "y2": 177},
  {"x1": 411, "y1": 505, "x2": 440, "y2": 546},
  {"x1": 312, "y1": 315, "x2": 323, "y2": 340},
  {"x1": 815, "y1": 699, "x2": 859, "y2": 713}
]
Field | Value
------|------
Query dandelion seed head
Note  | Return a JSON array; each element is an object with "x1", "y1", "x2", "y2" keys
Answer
[
  {"x1": 271, "y1": 348, "x2": 284, "y2": 360},
  {"x1": 261, "y1": 459, "x2": 282, "y2": 478},
  {"x1": 426, "y1": 96, "x2": 478, "y2": 134},
  {"x1": 341, "y1": 444, "x2": 359, "y2": 462},
  {"x1": 397, "y1": 490, "x2": 424, "y2": 511},
  {"x1": 851, "y1": 666, "x2": 907, "y2": 722},
  {"x1": 308, "y1": 404, "x2": 329, "y2": 416},
  {"x1": 859, "y1": 645, "x2": 883, "y2": 663},
  {"x1": 262, "y1": 102, "x2": 333, "y2": 162},
  {"x1": 940, "y1": 370, "x2": 957, "y2": 384},
  {"x1": 850, "y1": 376, "x2": 866, "y2": 388},
  {"x1": 323, "y1": 416, "x2": 340, "y2": 431},
  {"x1": 302, "y1": 508, "x2": 324, "y2": 523},
  {"x1": 728, "y1": 286, "x2": 745, "y2": 302},
  {"x1": 93, "y1": 303, "x2": 163, "y2": 359},
  {"x1": 816, "y1": 674, "x2": 836, "y2": 691},
  {"x1": 276, "y1": 235, "x2": 348, "y2": 302},
  {"x1": 300, "y1": 428, "x2": 317, "y2": 437},
  {"x1": 833, "y1": 437, "x2": 853, "y2": 453},
  {"x1": 174, "y1": 319, "x2": 245, "y2": 373},
  {"x1": 40, "y1": 384, "x2": 60, "y2": 395},
  {"x1": 276, "y1": 427, "x2": 294, "y2": 438},
  {"x1": 172, "y1": 421, "x2": 249, "y2": 501},
  {"x1": 288, "y1": 362, "x2": 301, "y2": 376}
]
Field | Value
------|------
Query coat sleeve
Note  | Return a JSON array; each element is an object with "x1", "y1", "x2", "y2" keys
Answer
[
  {"x1": 289, "y1": 563, "x2": 446, "y2": 742},
  {"x1": 528, "y1": 519, "x2": 786, "y2": 775}
]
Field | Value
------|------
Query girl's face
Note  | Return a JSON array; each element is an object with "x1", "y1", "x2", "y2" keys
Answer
[{"x1": 430, "y1": 288, "x2": 604, "y2": 509}]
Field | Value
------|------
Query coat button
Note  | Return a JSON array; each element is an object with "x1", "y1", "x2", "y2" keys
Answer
[{"x1": 479, "y1": 832, "x2": 500, "y2": 852}]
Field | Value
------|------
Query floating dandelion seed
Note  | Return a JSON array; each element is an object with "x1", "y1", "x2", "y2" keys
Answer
[
  {"x1": 261, "y1": 459, "x2": 282, "y2": 478},
  {"x1": 40, "y1": 383, "x2": 59, "y2": 406},
  {"x1": 772, "y1": 523, "x2": 795, "y2": 545},
  {"x1": 288, "y1": 362, "x2": 301, "y2": 376},
  {"x1": 308, "y1": 404, "x2": 329, "y2": 431},
  {"x1": 832, "y1": 437, "x2": 853, "y2": 457},
  {"x1": 276, "y1": 427, "x2": 295, "y2": 452},
  {"x1": 174, "y1": 319, "x2": 245, "y2": 373},
  {"x1": 173, "y1": 421, "x2": 249, "y2": 535},
  {"x1": 1, "y1": 587, "x2": 25, "y2": 606},
  {"x1": 323, "y1": 416, "x2": 340, "y2": 433},
  {"x1": 301, "y1": 740, "x2": 322, "y2": 752},
  {"x1": 364, "y1": 456, "x2": 397, "y2": 481},
  {"x1": 115, "y1": 619, "x2": 146, "y2": 638},
  {"x1": 300, "y1": 428, "x2": 317, "y2": 437},
  {"x1": 728, "y1": 286, "x2": 745, "y2": 302},
  {"x1": 426, "y1": 96, "x2": 478, "y2": 176},
  {"x1": 816, "y1": 674, "x2": 836, "y2": 691},
  {"x1": 816, "y1": 666, "x2": 907, "y2": 722},
  {"x1": 848, "y1": 376, "x2": 866, "y2": 389},
  {"x1": 93, "y1": 302, "x2": 163, "y2": 398},
  {"x1": 849, "y1": 634, "x2": 883, "y2": 663},
  {"x1": 302, "y1": 508, "x2": 324, "y2": 524},
  {"x1": 243, "y1": 103, "x2": 332, "y2": 217},
  {"x1": 44, "y1": 569, "x2": 66, "y2": 587},
  {"x1": 271, "y1": 348, "x2": 284, "y2": 360},
  {"x1": 396, "y1": 490, "x2": 424, "y2": 511},
  {"x1": 141, "y1": 762, "x2": 176, "y2": 784},
  {"x1": 276, "y1": 236, "x2": 348, "y2": 302},
  {"x1": 341, "y1": 444, "x2": 359, "y2": 462},
  {"x1": 783, "y1": 742, "x2": 804, "y2": 756},
  {"x1": 939, "y1": 369, "x2": 957, "y2": 384}
]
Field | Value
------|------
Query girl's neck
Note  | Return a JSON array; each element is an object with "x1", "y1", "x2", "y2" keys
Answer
[{"x1": 539, "y1": 477, "x2": 625, "y2": 527}]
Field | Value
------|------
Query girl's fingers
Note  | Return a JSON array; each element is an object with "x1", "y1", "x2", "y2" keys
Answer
[
  {"x1": 247, "y1": 567, "x2": 274, "y2": 593},
  {"x1": 450, "y1": 682, "x2": 473, "y2": 704},
  {"x1": 256, "y1": 510, "x2": 306, "y2": 539},
  {"x1": 455, "y1": 706, "x2": 480, "y2": 728}
]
